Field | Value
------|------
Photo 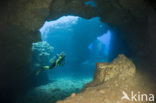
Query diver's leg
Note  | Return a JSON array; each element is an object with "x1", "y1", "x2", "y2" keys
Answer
[{"x1": 36, "y1": 66, "x2": 50, "y2": 75}]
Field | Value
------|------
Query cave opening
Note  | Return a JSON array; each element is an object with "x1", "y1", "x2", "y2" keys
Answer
[
  {"x1": 30, "y1": 15, "x2": 128, "y2": 103},
  {"x1": 39, "y1": 15, "x2": 113, "y2": 79},
  {"x1": 1, "y1": 0, "x2": 156, "y2": 103}
]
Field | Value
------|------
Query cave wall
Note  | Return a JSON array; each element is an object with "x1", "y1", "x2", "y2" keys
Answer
[
  {"x1": 48, "y1": 0, "x2": 155, "y2": 59},
  {"x1": 0, "y1": 0, "x2": 155, "y2": 102},
  {"x1": 0, "y1": 0, "x2": 52, "y2": 102}
]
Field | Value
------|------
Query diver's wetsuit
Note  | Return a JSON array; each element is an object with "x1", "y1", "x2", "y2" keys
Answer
[
  {"x1": 49, "y1": 54, "x2": 65, "y2": 69},
  {"x1": 36, "y1": 52, "x2": 65, "y2": 75}
]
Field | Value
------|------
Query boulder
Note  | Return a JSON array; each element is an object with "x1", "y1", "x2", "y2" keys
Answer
[{"x1": 57, "y1": 55, "x2": 155, "y2": 103}]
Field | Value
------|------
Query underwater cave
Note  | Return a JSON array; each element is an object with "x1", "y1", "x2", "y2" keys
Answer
[
  {"x1": 26, "y1": 15, "x2": 133, "y2": 103},
  {"x1": 0, "y1": 0, "x2": 156, "y2": 103}
]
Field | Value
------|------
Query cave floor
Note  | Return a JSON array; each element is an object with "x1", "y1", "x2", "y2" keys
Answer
[
  {"x1": 16, "y1": 77, "x2": 92, "y2": 103},
  {"x1": 16, "y1": 60, "x2": 156, "y2": 103}
]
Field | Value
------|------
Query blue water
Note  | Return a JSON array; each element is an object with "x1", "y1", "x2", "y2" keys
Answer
[
  {"x1": 24, "y1": 15, "x2": 128, "y2": 103},
  {"x1": 39, "y1": 16, "x2": 112, "y2": 80}
]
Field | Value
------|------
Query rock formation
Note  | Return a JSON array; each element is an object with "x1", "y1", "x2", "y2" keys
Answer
[
  {"x1": 32, "y1": 41, "x2": 54, "y2": 67},
  {"x1": 57, "y1": 55, "x2": 155, "y2": 103},
  {"x1": 93, "y1": 54, "x2": 136, "y2": 83}
]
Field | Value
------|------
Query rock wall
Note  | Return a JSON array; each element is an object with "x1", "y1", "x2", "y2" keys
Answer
[
  {"x1": 0, "y1": 0, "x2": 52, "y2": 82},
  {"x1": 0, "y1": 0, "x2": 53, "y2": 102}
]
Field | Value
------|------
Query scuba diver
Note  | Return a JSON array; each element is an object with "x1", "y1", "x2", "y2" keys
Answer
[{"x1": 36, "y1": 52, "x2": 65, "y2": 75}]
